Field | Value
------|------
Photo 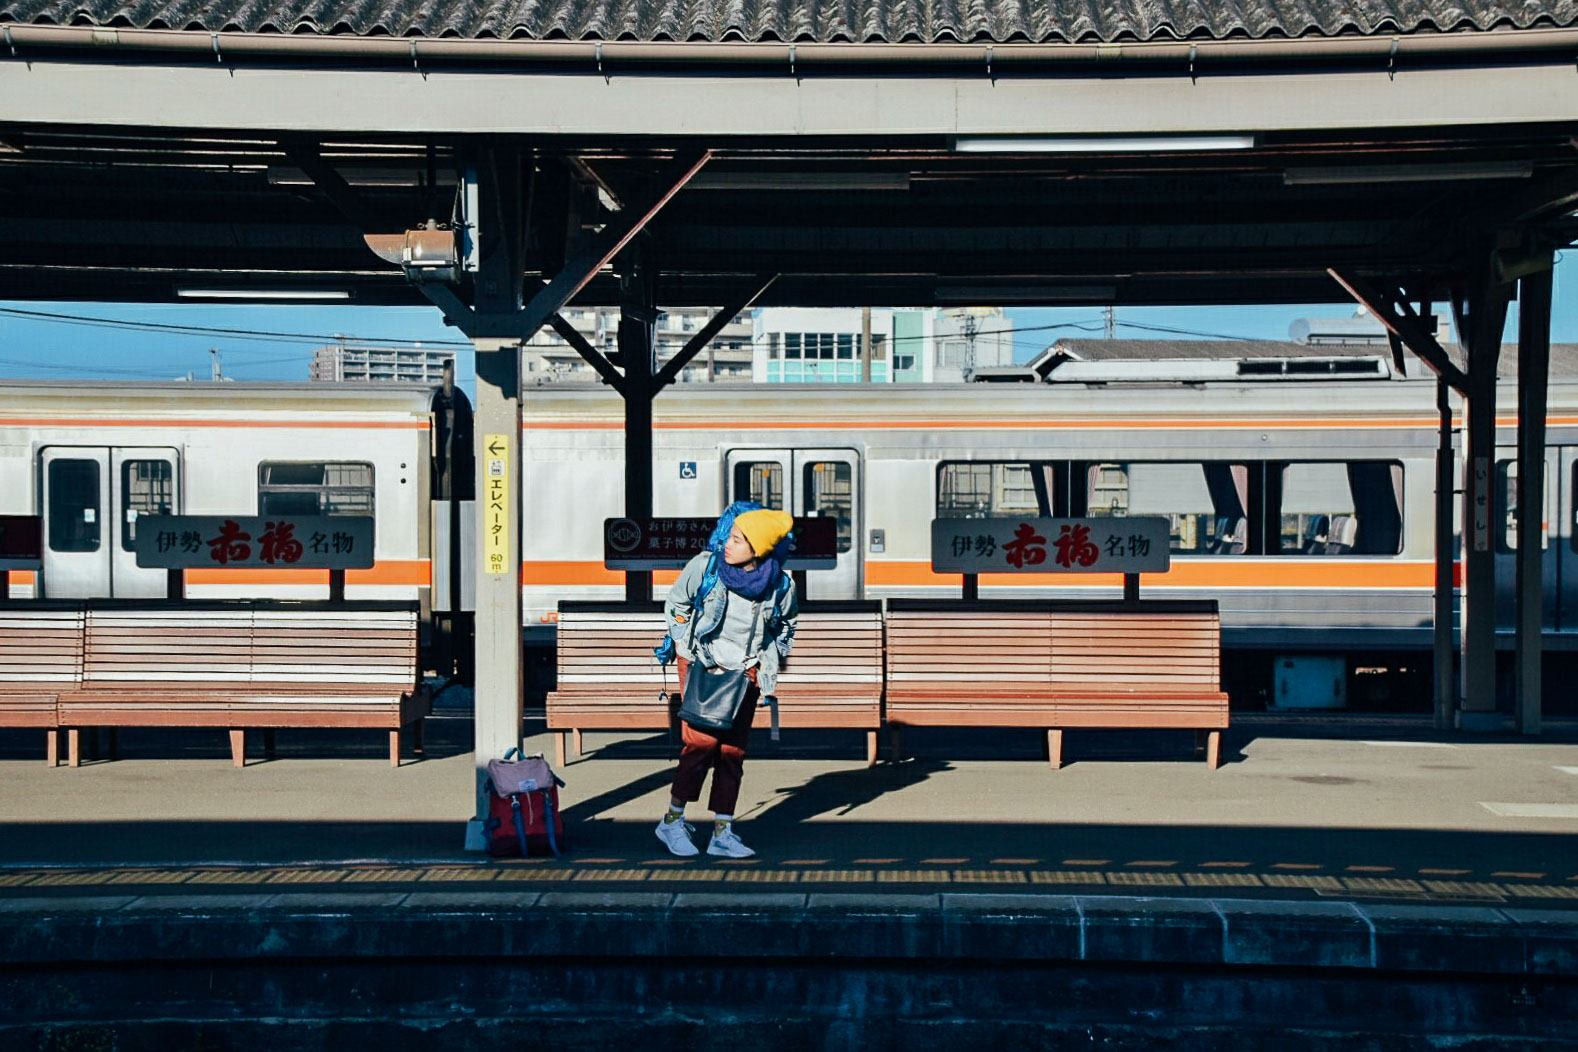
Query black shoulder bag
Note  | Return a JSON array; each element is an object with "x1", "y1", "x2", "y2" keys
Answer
[{"x1": 677, "y1": 663, "x2": 752, "y2": 732}]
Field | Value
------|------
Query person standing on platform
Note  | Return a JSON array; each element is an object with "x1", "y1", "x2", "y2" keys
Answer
[{"x1": 656, "y1": 507, "x2": 798, "y2": 859}]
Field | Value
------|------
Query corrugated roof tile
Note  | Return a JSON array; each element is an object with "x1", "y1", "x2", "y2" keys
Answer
[{"x1": 2, "y1": 0, "x2": 1575, "y2": 41}]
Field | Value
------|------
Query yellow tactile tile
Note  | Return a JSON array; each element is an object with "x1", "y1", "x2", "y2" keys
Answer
[
  {"x1": 1125, "y1": 860, "x2": 1178, "y2": 868},
  {"x1": 1199, "y1": 861, "x2": 1254, "y2": 869},
  {"x1": 1061, "y1": 859, "x2": 1109, "y2": 867},
  {"x1": 185, "y1": 869, "x2": 269, "y2": 885},
  {"x1": 31, "y1": 871, "x2": 117, "y2": 887},
  {"x1": 874, "y1": 870, "x2": 938, "y2": 883},
  {"x1": 1345, "y1": 866, "x2": 1395, "y2": 874},
  {"x1": 643, "y1": 869, "x2": 717, "y2": 882},
  {"x1": 921, "y1": 857, "x2": 969, "y2": 865},
  {"x1": 852, "y1": 858, "x2": 901, "y2": 865},
  {"x1": 105, "y1": 869, "x2": 192, "y2": 885},
  {"x1": 1343, "y1": 877, "x2": 1424, "y2": 894},
  {"x1": 1183, "y1": 872, "x2": 1265, "y2": 888},
  {"x1": 1107, "y1": 872, "x2": 1184, "y2": 888},
  {"x1": 418, "y1": 867, "x2": 497, "y2": 882},
  {"x1": 571, "y1": 868, "x2": 650, "y2": 882},
  {"x1": 0, "y1": 872, "x2": 36, "y2": 888},
  {"x1": 1421, "y1": 881, "x2": 1506, "y2": 897},
  {"x1": 1262, "y1": 874, "x2": 1343, "y2": 891},
  {"x1": 990, "y1": 858, "x2": 1040, "y2": 865},
  {"x1": 800, "y1": 869, "x2": 875, "y2": 883},
  {"x1": 339, "y1": 868, "x2": 415, "y2": 883},
  {"x1": 1029, "y1": 870, "x2": 1108, "y2": 885},
  {"x1": 1506, "y1": 884, "x2": 1578, "y2": 899},
  {"x1": 1492, "y1": 871, "x2": 1547, "y2": 880},
  {"x1": 493, "y1": 868, "x2": 572, "y2": 882},
  {"x1": 952, "y1": 870, "x2": 1028, "y2": 884},
  {"x1": 1417, "y1": 868, "x2": 1472, "y2": 877},
  {"x1": 1271, "y1": 863, "x2": 1323, "y2": 871},
  {"x1": 263, "y1": 869, "x2": 346, "y2": 885},
  {"x1": 727, "y1": 869, "x2": 799, "y2": 883}
]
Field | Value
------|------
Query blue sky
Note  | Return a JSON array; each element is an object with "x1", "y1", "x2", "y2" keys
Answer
[{"x1": 1, "y1": 253, "x2": 1574, "y2": 382}]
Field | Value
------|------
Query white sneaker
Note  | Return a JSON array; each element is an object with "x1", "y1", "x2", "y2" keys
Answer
[
  {"x1": 655, "y1": 816, "x2": 699, "y2": 857},
  {"x1": 706, "y1": 826, "x2": 756, "y2": 858}
]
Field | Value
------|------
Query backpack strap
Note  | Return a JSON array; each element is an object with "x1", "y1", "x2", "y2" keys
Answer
[{"x1": 695, "y1": 551, "x2": 720, "y2": 604}]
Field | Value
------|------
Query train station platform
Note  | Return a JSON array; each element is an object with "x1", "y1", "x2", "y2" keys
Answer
[{"x1": 4, "y1": 710, "x2": 1578, "y2": 1046}]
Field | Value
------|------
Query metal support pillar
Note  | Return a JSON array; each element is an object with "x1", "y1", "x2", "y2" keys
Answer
[
  {"x1": 1516, "y1": 262, "x2": 1554, "y2": 735},
  {"x1": 1455, "y1": 277, "x2": 1511, "y2": 728},
  {"x1": 1434, "y1": 378, "x2": 1457, "y2": 730},
  {"x1": 621, "y1": 253, "x2": 657, "y2": 604},
  {"x1": 464, "y1": 147, "x2": 527, "y2": 846}
]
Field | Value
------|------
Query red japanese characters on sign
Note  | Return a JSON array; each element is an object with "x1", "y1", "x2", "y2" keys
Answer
[
  {"x1": 134, "y1": 516, "x2": 375, "y2": 570},
  {"x1": 604, "y1": 516, "x2": 838, "y2": 570},
  {"x1": 932, "y1": 517, "x2": 1171, "y2": 575}
]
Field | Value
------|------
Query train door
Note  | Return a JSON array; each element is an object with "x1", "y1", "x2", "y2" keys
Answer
[
  {"x1": 40, "y1": 446, "x2": 179, "y2": 599},
  {"x1": 1558, "y1": 447, "x2": 1578, "y2": 630},
  {"x1": 724, "y1": 448, "x2": 861, "y2": 599},
  {"x1": 1494, "y1": 447, "x2": 1560, "y2": 628}
]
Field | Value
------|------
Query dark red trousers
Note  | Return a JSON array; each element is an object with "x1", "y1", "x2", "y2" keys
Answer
[{"x1": 670, "y1": 657, "x2": 759, "y2": 815}]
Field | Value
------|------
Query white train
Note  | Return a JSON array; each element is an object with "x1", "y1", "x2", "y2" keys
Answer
[{"x1": 3, "y1": 365, "x2": 1575, "y2": 703}]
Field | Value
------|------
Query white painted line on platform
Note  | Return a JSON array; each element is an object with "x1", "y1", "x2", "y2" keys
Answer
[
  {"x1": 1360, "y1": 741, "x2": 1457, "y2": 749},
  {"x1": 1554, "y1": 766, "x2": 1578, "y2": 776},
  {"x1": 1480, "y1": 803, "x2": 1578, "y2": 819}
]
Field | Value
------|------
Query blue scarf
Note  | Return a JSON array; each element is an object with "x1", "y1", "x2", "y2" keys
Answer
[{"x1": 717, "y1": 548, "x2": 788, "y2": 602}]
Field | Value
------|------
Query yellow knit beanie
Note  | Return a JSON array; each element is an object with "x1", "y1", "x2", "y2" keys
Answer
[{"x1": 734, "y1": 509, "x2": 794, "y2": 556}]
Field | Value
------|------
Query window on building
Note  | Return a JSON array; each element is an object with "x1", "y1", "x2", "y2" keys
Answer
[
  {"x1": 936, "y1": 462, "x2": 1043, "y2": 518},
  {"x1": 783, "y1": 333, "x2": 801, "y2": 360},
  {"x1": 258, "y1": 462, "x2": 375, "y2": 518},
  {"x1": 871, "y1": 335, "x2": 888, "y2": 362},
  {"x1": 1086, "y1": 462, "x2": 1252, "y2": 555},
  {"x1": 1280, "y1": 461, "x2": 1402, "y2": 555},
  {"x1": 836, "y1": 334, "x2": 855, "y2": 360},
  {"x1": 895, "y1": 353, "x2": 916, "y2": 371}
]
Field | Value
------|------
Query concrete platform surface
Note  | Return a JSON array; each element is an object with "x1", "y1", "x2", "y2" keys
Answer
[{"x1": 2, "y1": 715, "x2": 1577, "y2": 908}]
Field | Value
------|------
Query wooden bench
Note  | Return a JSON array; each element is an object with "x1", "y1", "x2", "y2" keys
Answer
[
  {"x1": 57, "y1": 601, "x2": 428, "y2": 768},
  {"x1": 0, "y1": 603, "x2": 83, "y2": 765},
  {"x1": 545, "y1": 600, "x2": 885, "y2": 766},
  {"x1": 884, "y1": 599, "x2": 1229, "y2": 768}
]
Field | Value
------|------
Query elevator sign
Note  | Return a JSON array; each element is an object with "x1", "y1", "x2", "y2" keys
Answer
[{"x1": 484, "y1": 433, "x2": 510, "y2": 576}]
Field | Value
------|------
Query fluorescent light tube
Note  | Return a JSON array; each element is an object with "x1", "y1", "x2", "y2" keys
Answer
[{"x1": 177, "y1": 289, "x2": 352, "y2": 301}]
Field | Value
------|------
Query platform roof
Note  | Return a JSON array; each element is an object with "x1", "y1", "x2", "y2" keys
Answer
[{"x1": 0, "y1": 4, "x2": 1576, "y2": 309}]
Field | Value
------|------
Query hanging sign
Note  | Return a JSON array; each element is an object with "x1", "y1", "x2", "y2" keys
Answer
[
  {"x1": 0, "y1": 515, "x2": 42, "y2": 570},
  {"x1": 605, "y1": 516, "x2": 838, "y2": 570},
  {"x1": 134, "y1": 516, "x2": 374, "y2": 569},
  {"x1": 932, "y1": 517, "x2": 1171, "y2": 574},
  {"x1": 484, "y1": 433, "x2": 511, "y2": 575},
  {"x1": 1471, "y1": 456, "x2": 1491, "y2": 552}
]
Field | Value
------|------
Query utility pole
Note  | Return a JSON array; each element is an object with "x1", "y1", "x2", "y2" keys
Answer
[
  {"x1": 963, "y1": 313, "x2": 978, "y2": 378},
  {"x1": 861, "y1": 307, "x2": 873, "y2": 382},
  {"x1": 1104, "y1": 306, "x2": 1116, "y2": 340},
  {"x1": 209, "y1": 348, "x2": 223, "y2": 382}
]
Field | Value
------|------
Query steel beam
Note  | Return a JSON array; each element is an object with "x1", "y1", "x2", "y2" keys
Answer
[
  {"x1": 1328, "y1": 270, "x2": 1468, "y2": 392},
  {"x1": 620, "y1": 251, "x2": 658, "y2": 604},
  {"x1": 279, "y1": 138, "x2": 387, "y2": 236},
  {"x1": 1453, "y1": 272, "x2": 1512, "y2": 728},
  {"x1": 548, "y1": 313, "x2": 626, "y2": 394},
  {"x1": 1434, "y1": 378, "x2": 1457, "y2": 730},
  {"x1": 652, "y1": 274, "x2": 776, "y2": 391},
  {"x1": 1516, "y1": 261, "x2": 1554, "y2": 735}
]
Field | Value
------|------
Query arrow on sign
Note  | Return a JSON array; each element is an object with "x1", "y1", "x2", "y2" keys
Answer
[{"x1": 487, "y1": 438, "x2": 507, "y2": 456}]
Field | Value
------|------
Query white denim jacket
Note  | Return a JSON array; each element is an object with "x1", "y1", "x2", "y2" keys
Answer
[{"x1": 664, "y1": 551, "x2": 799, "y2": 693}]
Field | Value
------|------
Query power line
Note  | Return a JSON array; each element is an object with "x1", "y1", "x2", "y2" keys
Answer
[{"x1": 0, "y1": 306, "x2": 471, "y2": 350}]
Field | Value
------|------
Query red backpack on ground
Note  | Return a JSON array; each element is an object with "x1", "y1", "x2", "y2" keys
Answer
[{"x1": 485, "y1": 750, "x2": 566, "y2": 858}]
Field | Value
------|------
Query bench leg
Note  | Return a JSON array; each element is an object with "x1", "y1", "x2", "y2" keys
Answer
[
  {"x1": 1206, "y1": 730, "x2": 1222, "y2": 770},
  {"x1": 45, "y1": 729, "x2": 58, "y2": 767},
  {"x1": 229, "y1": 729, "x2": 246, "y2": 768},
  {"x1": 555, "y1": 732, "x2": 567, "y2": 769},
  {"x1": 67, "y1": 728, "x2": 80, "y2": 768},
  {"x1": 866, "y1": 731, "x2": 878, "y2": 768},
  {"x1": 1048, "y1": 729, "x2": 1064, "y2": 770},
  {"x1": 389, "y1": 729, "x2": 401, "y2": 768},
  {"x1": 572, "y1": 728, "x2": 584, "y2": 759}
]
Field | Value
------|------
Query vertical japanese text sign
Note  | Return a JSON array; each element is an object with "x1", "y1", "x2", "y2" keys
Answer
[{"x1": 484, "y1": 433, "x2": 510, "y2": 576}]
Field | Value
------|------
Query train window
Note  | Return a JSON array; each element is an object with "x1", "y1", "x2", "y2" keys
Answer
[
  {"x1": 803, "y1": 462, "x2": 853, "y2": 553},
  {"x1": 936, "y1": 463, "x2": 1042, "y2": 518},
  {"x1": 1085, "y1": 462, "x2": 1250, "y2": 555},
  {"x1": 48, "y1": 459, "x2": 100, "y2": 553},
  {"x1": 732, "y1": 461, "x2": 785, "y2": 510},
  {"x1": 257, "y1": 462, "x2": 375, "y2": 518},
  {"x1": 120, "y1": 460, "x2": 173, "y2": 552},
  {"x1": 1495, "y1": 460, "x2": 1549, "y2": 552},
  {"x1": 1280, "y1": 461, "x2": 1402, "y2": 555}
]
